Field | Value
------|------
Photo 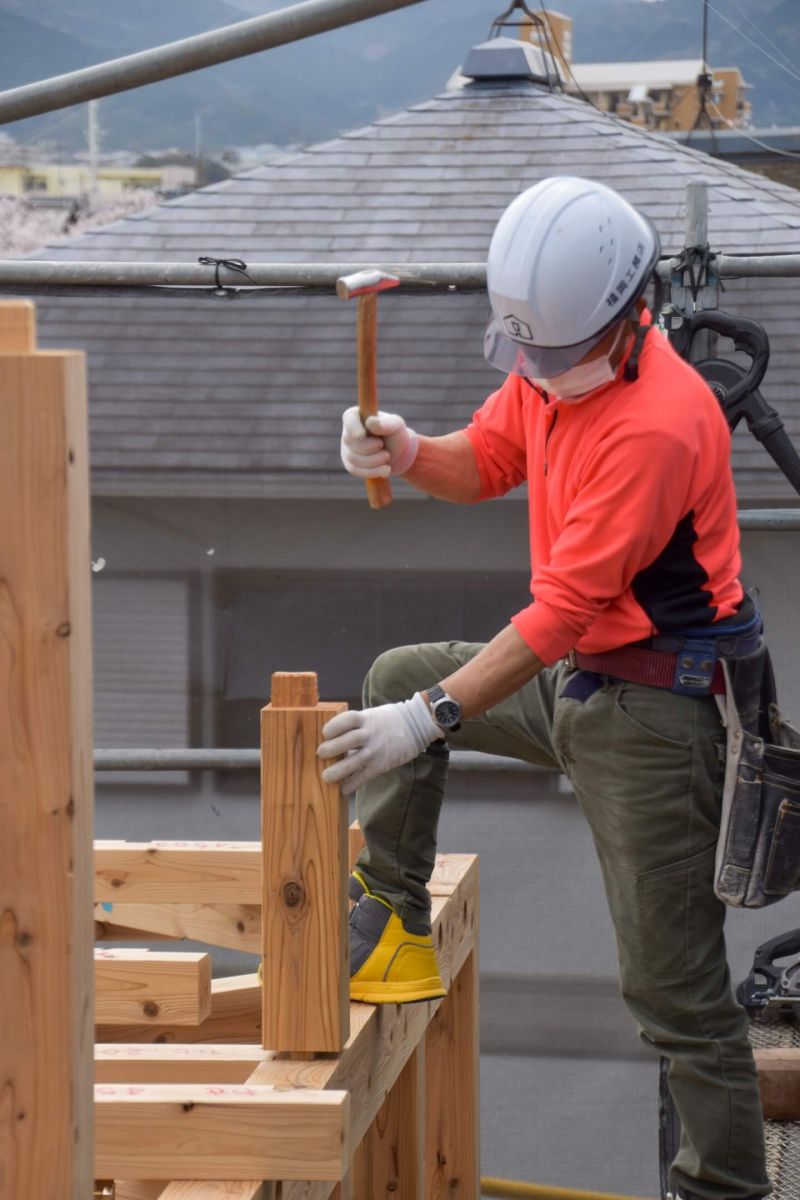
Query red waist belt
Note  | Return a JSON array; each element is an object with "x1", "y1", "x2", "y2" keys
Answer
[{"x1": 572, "y1": 647, "x2": 726, "y2": 695}]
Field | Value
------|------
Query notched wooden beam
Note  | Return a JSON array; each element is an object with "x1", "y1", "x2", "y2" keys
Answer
[
  {"x1": 95, "y1": 1043, "x2": 273, "y2": 1085},
  {"x1": 94, "y1": 901, "x2": 261, "y2": 953},
  {"x1": 97, "y1": 973, "x2": 262, "y2": 1046},
  {"x1": 95, "y1": 950, "x2": 212, "y2": 1026}
]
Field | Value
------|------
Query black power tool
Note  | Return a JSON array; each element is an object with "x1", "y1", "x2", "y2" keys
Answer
[
  {"x1": 737, "y1": 927, "x2": 800, "y2": 1023},
  {"x1": 672, "y1": 310, "x2": 800, "y2": 497}
]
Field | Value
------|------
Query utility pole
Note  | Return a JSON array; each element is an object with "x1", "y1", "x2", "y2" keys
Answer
[
  {"x1": 87, "y1": 98, "x2": 99, "y2": 204},
  {"x1": 194, "y1": 110, "x2": 204, "y2": 187},
  {"x1": 194, "y1": 110, "x2": 203, "y2": 162}
]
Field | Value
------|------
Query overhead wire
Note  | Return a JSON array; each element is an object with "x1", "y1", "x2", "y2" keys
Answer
[
  {"x1": 715, "y1": 0, "x2": 799, "y2": 79},
  {"x1": 536, "y1": 2, "x2": 604, "y2": 113},
  {"x1": 13, "y1": 105, "x2": 84, "y2": 148},
  {"x1": 706, "y1": 100, "x2": 800, "y2": 161},
  {"x1": 703, "y1": 0, "x2": 800, "y2": 88}
]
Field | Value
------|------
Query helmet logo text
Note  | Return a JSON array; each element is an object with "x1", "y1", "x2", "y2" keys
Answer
[
  {"x1": 605, "y1": 241, "x2": 646, "y2": 308},
  {"x1": 504, "y1": 314, "x2": 533, "y2": 341}
]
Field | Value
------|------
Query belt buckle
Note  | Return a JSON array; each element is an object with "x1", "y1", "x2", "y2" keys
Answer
[{"x1": 566, "y1": 649, "x2": 577, "y2": 669}]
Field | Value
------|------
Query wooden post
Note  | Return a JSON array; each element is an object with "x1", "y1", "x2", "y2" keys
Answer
[
  {"x1": 0, "y1": 300, "x2": 94, "y2": 1197},
  {"x1": 260, "y1": 672, "x2": 349, "y2": 1053},
  {"x1": 348, "y1": 820, "x2": 366, "y2": 875},
  {"x1": 353, "y1": 1046, "x2": 425, "y2": 1200},
  {"x1": 424, "y1": 952, "x2": 480, "y2": 1200}
]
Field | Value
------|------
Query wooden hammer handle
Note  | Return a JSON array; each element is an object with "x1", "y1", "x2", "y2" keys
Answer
[{"x1": 357, "y1": 293, "x2": 393, "y2": 509}]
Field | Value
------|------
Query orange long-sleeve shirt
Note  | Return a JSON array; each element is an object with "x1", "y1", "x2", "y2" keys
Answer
[{"x1": 462, "y1": 325, "x2": 744, "y2": 666}]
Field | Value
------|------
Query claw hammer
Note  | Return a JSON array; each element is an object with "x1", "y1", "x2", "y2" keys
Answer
[{"x1": 336, "y1": 268, "x2": 400, "y2": 509}]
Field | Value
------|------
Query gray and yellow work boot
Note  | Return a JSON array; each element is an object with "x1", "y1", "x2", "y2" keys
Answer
[{"x1": 348, "y1": 876, "x2": 446, "y2": 1005}]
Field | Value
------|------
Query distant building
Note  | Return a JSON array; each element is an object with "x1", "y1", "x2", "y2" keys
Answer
[
  {"x1": 522, "y1": 8, "x2": 752, "y2": 132},
  {"x1": 0, "y1": 147, "x2": 196, "y2": 199}
]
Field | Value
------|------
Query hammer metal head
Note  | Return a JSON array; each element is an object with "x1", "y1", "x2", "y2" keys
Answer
[{"x1": 336, "y1": 269, "x2": 400, "y2": 300}]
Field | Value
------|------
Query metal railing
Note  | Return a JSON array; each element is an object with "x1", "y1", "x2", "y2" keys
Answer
[
  {"x1": 2, "y1": 254, "x2": 800, "y2": 292},
  {"x1": 93, "y1": 748, "x2": 540, "y2": 773}
]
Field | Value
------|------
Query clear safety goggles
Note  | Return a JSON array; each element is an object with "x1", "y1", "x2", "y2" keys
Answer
[{"x1": 483, "y1": 315, "x2": 612, "y2": 380}]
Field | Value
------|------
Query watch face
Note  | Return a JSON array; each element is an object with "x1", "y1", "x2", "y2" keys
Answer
[{"x1": 434, "y1": 699, "x2": 461, "y2": 727}]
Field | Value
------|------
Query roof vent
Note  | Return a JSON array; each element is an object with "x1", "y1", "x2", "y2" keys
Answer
[{"x1": 462, "y1": 36, "x2": 562, "y2": 86}]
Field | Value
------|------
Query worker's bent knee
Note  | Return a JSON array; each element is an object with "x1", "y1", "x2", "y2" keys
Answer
[{"x1": 364, "y1": 644, "x2": 435, "y2": 708}]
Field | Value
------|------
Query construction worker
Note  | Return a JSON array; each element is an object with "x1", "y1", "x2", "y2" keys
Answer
[{"x1": 318, "y1": 177, "x2": 769, "y2": 1200}]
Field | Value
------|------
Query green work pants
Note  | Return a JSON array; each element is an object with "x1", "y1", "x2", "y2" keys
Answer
[{"x1": 354, "y1": 642, "x2": 769, "y2": 1200}]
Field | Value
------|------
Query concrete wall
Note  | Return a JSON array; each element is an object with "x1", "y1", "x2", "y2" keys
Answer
[{"x1": 92, "y1": 495, "x2": 800, "y2": 1197}]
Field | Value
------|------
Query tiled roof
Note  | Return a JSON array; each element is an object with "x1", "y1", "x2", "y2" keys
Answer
[{"x1": 28, "y1": 77, "x2": 800, "y2": 500}]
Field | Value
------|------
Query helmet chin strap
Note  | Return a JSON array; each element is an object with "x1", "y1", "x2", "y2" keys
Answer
[{"x1": 624, "y1": 273, "x2": 664, "y2": 382}]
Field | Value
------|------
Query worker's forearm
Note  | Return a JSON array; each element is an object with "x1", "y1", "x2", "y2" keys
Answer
[
  {"x1": 401, "y1": 431, "x2": 481, "y2": 503},
  {"x1": 426, "y1": 623, "x2": 544, "y2": 721}
]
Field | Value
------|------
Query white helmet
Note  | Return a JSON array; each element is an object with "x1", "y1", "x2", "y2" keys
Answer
[{"x1": 484, "y1": 176, "x2": 661, "y2": 378}]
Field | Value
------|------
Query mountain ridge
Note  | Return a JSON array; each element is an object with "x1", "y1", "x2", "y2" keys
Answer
[{"x1": 0, "y1": 0, "x2": 796, "y2": 154}]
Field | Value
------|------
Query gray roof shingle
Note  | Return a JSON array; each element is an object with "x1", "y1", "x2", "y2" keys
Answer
[{"x1": 24, "y1": 78, "x2": 800, "y2": 500}]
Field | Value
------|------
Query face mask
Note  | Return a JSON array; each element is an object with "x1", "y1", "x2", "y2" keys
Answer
[{"x1": 532, "y1": 325, "x2": 628, "y2": 402}]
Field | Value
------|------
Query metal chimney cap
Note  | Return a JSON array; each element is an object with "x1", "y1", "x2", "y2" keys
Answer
[{"x1": 461, "y1": 36, "x2": 561, "y2": 86}]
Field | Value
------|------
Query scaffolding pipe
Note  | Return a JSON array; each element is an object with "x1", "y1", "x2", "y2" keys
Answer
[
  {"x1": 2, "y1": 254, "x2": 800, "y2": 292},
  {"x1": 738, "y1": 509, "x2": 800, "y2": 530},
  {"x1": 0, "y1": 0, "x2": 431, "y2": 126},
  {"x1": 678, "y1": 253, "x2": 800, "y2": 280},
  {"x1": 93, "y1": 748, "x2": 541, "y2": 773},
  {"x1": 0, "y1": 260, "x2": 485, "y2": 291}
]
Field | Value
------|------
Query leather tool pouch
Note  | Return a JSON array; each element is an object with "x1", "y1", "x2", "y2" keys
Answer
[{"x1": 715, "y1": 642, "x2": 800, "y2": 907}]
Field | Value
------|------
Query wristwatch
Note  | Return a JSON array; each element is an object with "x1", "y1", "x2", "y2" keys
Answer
[{"x1": 426, "y1": 684, "x2": 462, "y2": 732}]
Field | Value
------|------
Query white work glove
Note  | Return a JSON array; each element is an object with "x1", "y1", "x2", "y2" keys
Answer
[
  {"x1": 317, "y1": 693, "x2": 442, "y2": 795},
  {"x1": 340, "y1": 408, "x2": 419, "y2": 479}
]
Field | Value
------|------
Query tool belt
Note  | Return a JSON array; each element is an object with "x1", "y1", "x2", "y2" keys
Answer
[
  {"x1": 568, "y1": 595, "x2": 800, "y2": 907},
  {"x1": 714, "y1": 643, "x2": 800, "y2": 908},
  {"x1": 570, "y1": 597, "x2": 762, "y2": 697}
]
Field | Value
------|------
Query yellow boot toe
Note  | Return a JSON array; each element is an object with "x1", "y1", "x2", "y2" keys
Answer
[{"x1": 349, "y1": 901, "x2": 446, "y2": 1005}]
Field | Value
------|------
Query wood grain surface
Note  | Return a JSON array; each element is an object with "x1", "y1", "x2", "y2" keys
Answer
[
  {"x1": 0, "y1": 299, "x2": 35, "y2": 352},
  {"x1": 94, "y1": 950, "x2": 211, "y2": 1026},
  {"x1": 94, "y1": 900, "x2": 261, "y2": 952},
  {"x1": 95, "y1": 1085, "x2": 349, "y2": 1181},
  {"x1": 95, "y1": 1043, "x2": 271, "y2": 1085},
  {"x1": 424, "y1": 951, "x2": 480, "y2": 1200},
  {"x1": 97, "y1": 973, "x2": 262, "y2": 1046},
  {"x1": 356, "y1": 293, "x2": 392, "y2": 510},
  {"x1": 0, "y1": 315, "x2": 94, "y2": 1199},
  {"x1": 261, "y1": 673, "x2": 349, "y2": 1053},
  {"x1": 95, "y1": 842, "x2": 262, "y2": 905},
  {"x1": 352, "y1": 1046, "x2": 424, "y2": 1200}
]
